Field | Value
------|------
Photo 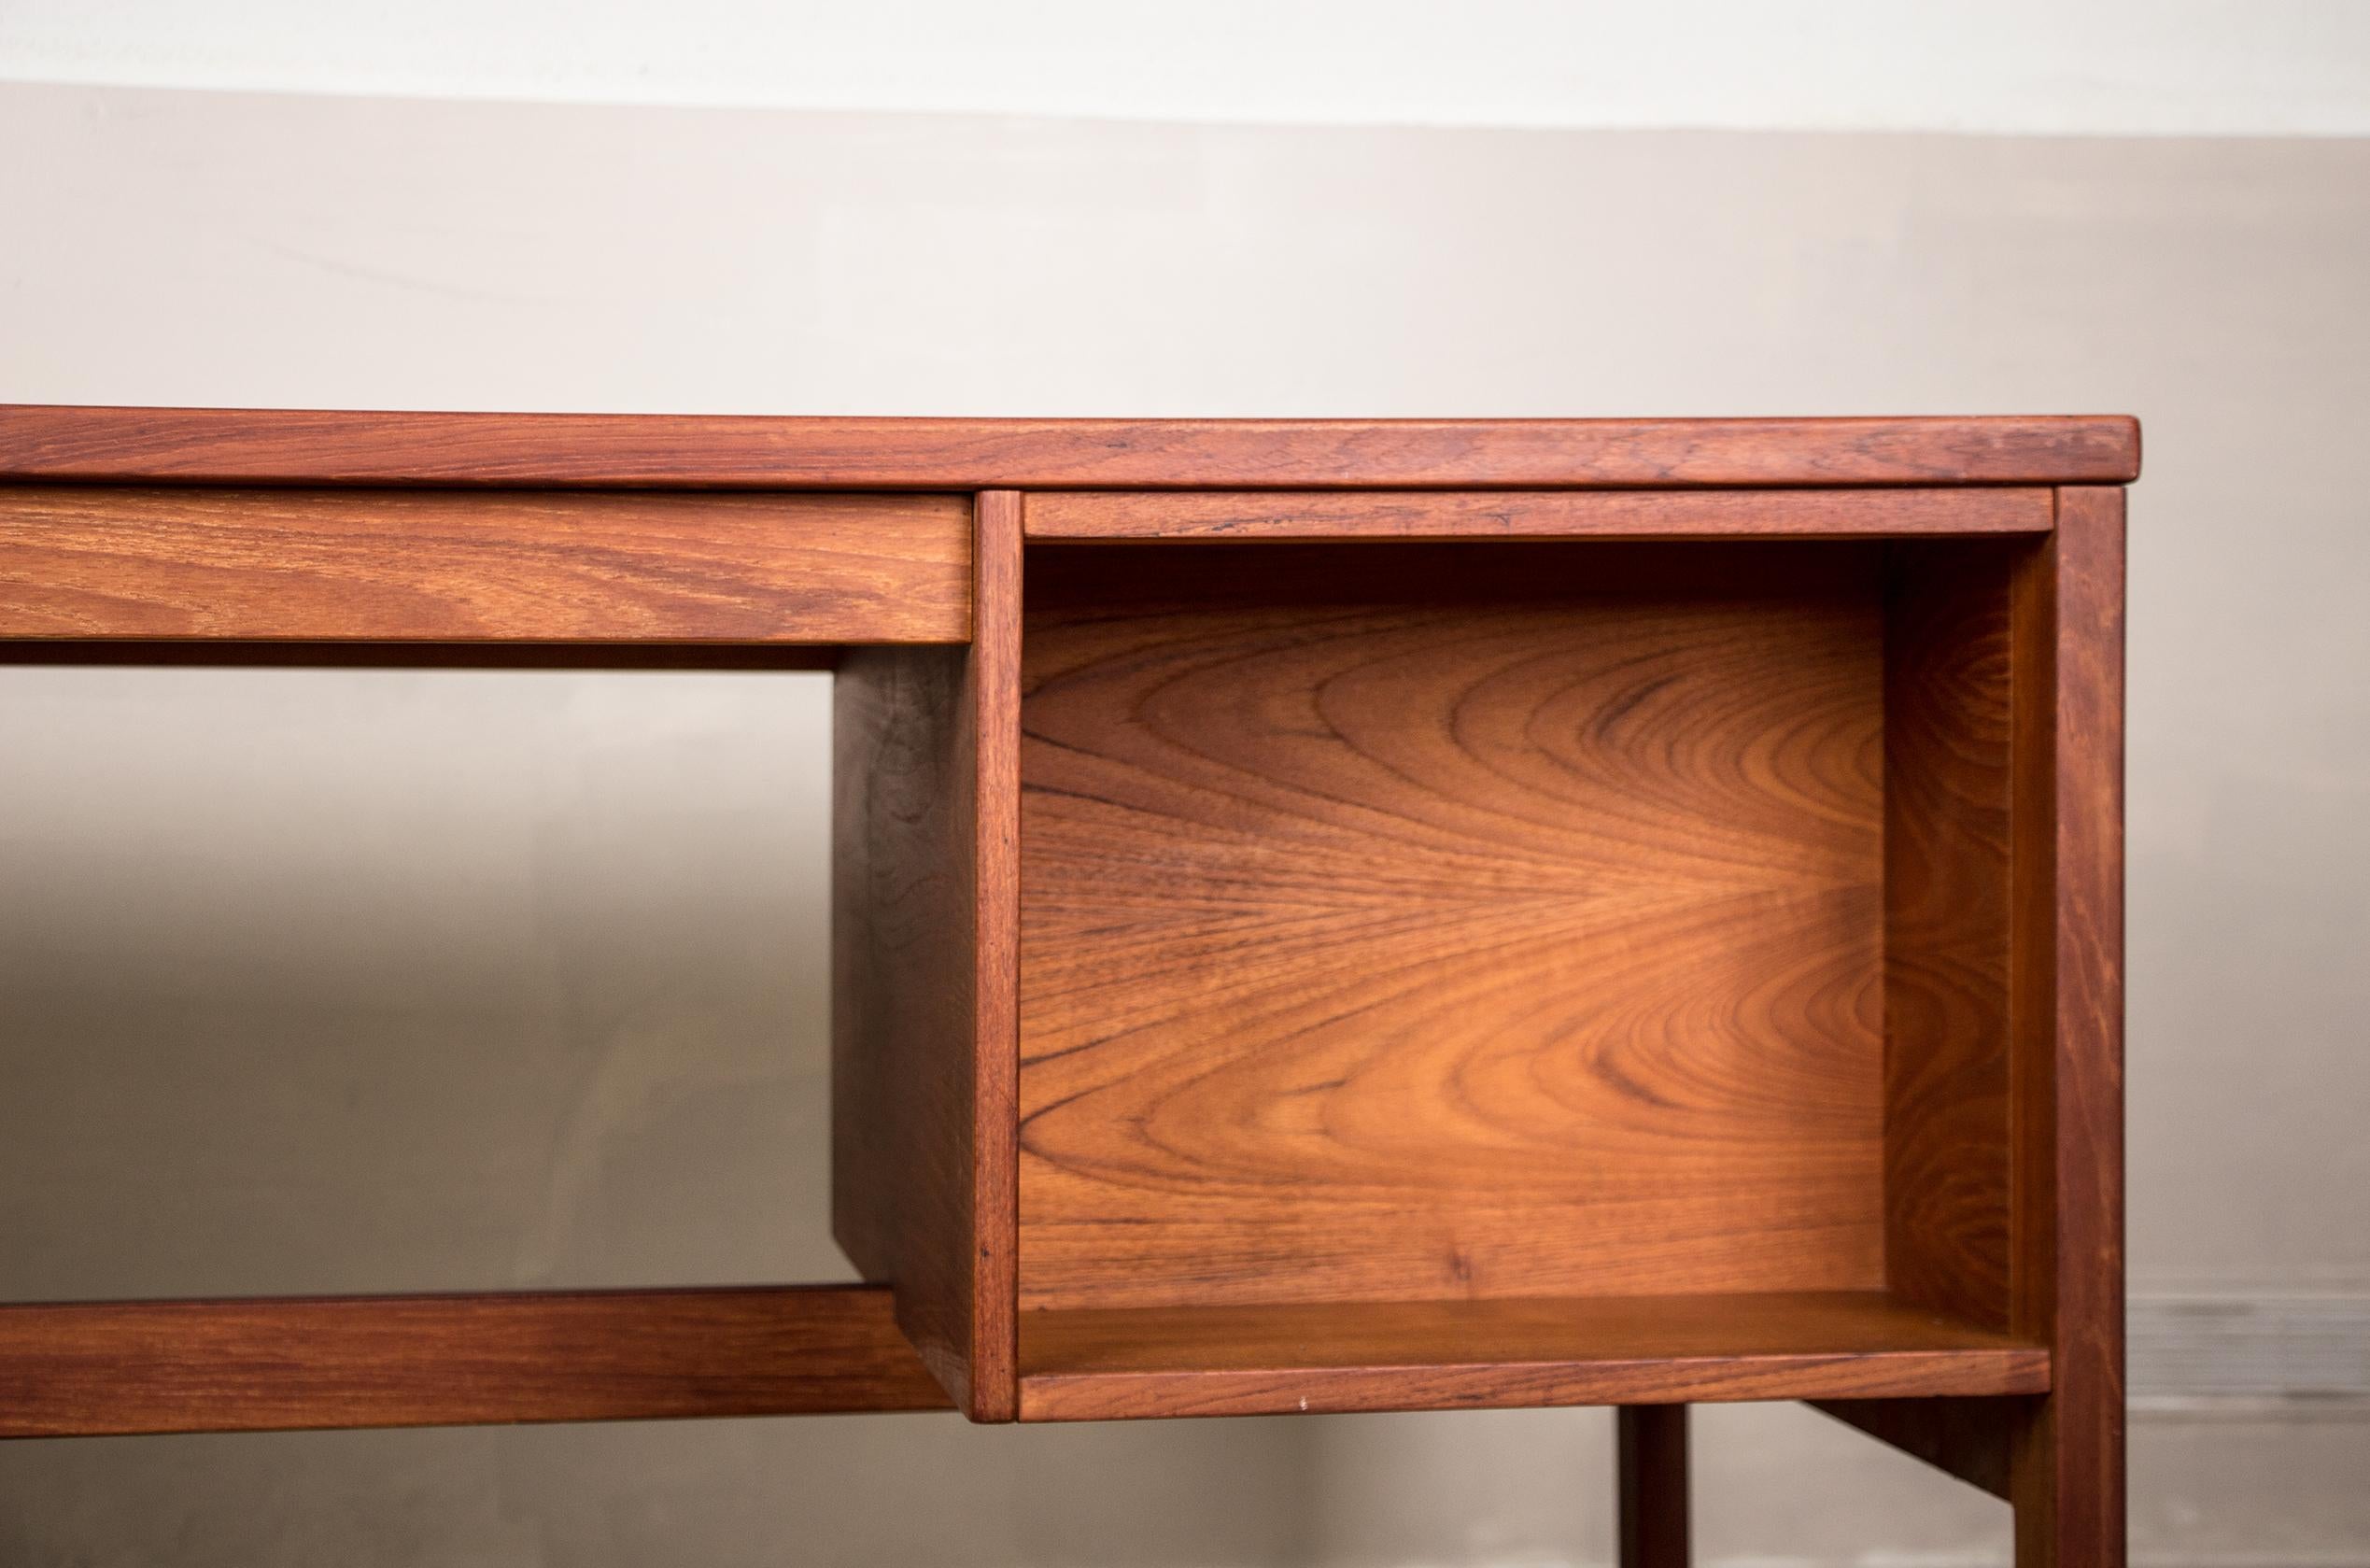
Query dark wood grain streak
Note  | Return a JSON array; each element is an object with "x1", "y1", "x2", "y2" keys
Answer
[
  {"x1": 1015, "y1": 1294, "x2": 2048, "y2": 1420},
  {"x1": 1019, "y1": 544, "x2": 1888, "y2": 1313},
  {"x1": 1619, "y1": 1405, "x2": 1692, "y2": 1568},
  {"x1": 0, "y1": 1288, "x2": 950, "y2": 1438},
  {"x1": 828, "y1": 492, "x2": 1020, "y2": 1421},
  {"x1": 1026, "y1": 487, "x2": 2053, "y2": 541},
  {"x1": 1883, "y1": 543, "x2": 2017, "y2": 1330},
  {"x1": 0, "y1": 407, "x2": 2139, "y2": 489},
  {"x1": 0, "y1": 485, "x2": 969, "y2": 644},
  {"x1": 1811, "y1": 1397, "x2": 2015, "y2": 1500},
  {"x1": 2009, "y1": 489, "x2": 2127, "y2": 1566}
]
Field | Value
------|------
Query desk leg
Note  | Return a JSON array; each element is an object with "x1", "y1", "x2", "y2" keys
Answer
[
  {"x1": 1618, "y1": 1404, "x2": 1689, "y2": 1568},
  {"x1": 2008, "y1": 489, "x2": 2128, "y2": 1566}
]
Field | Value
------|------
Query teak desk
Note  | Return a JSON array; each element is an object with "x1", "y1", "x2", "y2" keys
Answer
[{"x1": 0, "y1": 408, "x2": 2132, "y2": 1565}]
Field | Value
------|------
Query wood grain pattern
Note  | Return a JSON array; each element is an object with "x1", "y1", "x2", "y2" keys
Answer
[
  {"x1": 1015, "y1": 1293, "x2": 2049, "y2": 1420},
  {"x1": 1883, "y1": 542, "x2": 2017, "y2": 1330},
  {"x1": 830, "y1": 491, "x2": 1020, "y2": 1420},
  {"x1": 0, "y1": 1287, "x2": 951, "y2": 1438},
  {"x1": 0, "y1": 407, "x2": 2139, "y2": 489},
  {"x1": 1025, "y1": 487, "x2": 2054, "y2": 541},
  {"x1": 2009, "y1": 488, "x2": 2127, "y2": 1566},
  {"x1": 0, "y1": 485, "x2": 969, "y2": 644},
  {"x1": 1619, "y1": 1405, "x2": 1692, "y2": 1568},
  {"x1": 1019, "y1": 544, "x2": 1888, "y2": 1313}
]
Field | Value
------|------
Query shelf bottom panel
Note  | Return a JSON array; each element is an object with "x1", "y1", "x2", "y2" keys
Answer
[{"x1": 1017, "y1": 1291, "x2": 2048, "y2": 1421}]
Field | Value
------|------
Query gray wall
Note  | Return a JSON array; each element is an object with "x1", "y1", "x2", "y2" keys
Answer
[{"x1": 2, "y1": 83, "x2": 2365, "y2": 1565}]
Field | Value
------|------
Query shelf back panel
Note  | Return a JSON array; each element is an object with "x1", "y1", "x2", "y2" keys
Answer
[{"x1": 1018, "y1": 542, "x2": 1888, "y2": 1313}]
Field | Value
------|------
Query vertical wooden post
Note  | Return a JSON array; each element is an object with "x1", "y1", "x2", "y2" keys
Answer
[
  {"x1": 2008, "y1": 488, "x2": 2127, "y2": 1564},
  {"x1": 966, "y1": 488, "x2": 1024, "y2": 1420},
  {"x1": 829, "y1": 489, "x2": 1023, "y2": 1421},
  {"x1": 1618, "y1": 1404, "x2": 1690, "y2": 1568}
]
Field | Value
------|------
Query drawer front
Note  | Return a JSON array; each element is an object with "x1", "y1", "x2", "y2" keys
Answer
[{"x1": 0, "y1": 486, "x2": 971, "y2": 644}]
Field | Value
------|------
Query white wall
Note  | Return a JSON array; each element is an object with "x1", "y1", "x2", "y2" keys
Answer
[{"x1": 6, "y1": 0, "x2": 2370, "y2": 134}]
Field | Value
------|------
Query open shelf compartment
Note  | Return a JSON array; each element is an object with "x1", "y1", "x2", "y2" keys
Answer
[{"x1": 1009, "y1": 536, "x2": 2040, "y2": 1420}]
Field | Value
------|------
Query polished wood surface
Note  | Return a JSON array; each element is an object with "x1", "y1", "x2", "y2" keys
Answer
[
  {"x1": 829, "y1": 492, "x2": 1021, "y2": 1420},
  {"x1": 0, "y1": 1287, "x2": 950, "y2": 1438},
  {"x1": 0, "y1": 407, "x2": 2139, "y2": 489},
  {"x1": 2009, "y1": 488, "x2": 2128, "y2": 1566},
  {"x1": 1025, "y1": 487, "x2": 2053, "y2": 541},
  {"x1": 0, "y1": 486, "x2": 970, "y2": 644},
  {"x1": 1019, "y1": 544, "x2": 1887, "y2": 1313},
  {"x1": 1015, "y1": 1293, "x2": 2048, "y2": 1420},
  {"x1": 1619, "y1": 1405, "x2": 1691, "y2": 1568},
  {"x1": 1883, "y1": 542, "x2": 2017, "y2": 1330}
]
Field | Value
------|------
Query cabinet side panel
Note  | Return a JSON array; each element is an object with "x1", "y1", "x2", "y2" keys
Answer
[
  {"x1": 832, "y1": 644, "x2": 977, "y2": 1401},
  {"x1": 829, "y1": 493, "x2": 1022, "y2": 1421},
  {"x1": 1883, "y1": 543, "x2": 2016, "y2": 1328}
]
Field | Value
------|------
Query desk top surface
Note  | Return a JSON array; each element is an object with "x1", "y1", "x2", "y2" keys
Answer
[{"x1": 0, "y1": 406, "x2": 2138, "y2": 490}]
